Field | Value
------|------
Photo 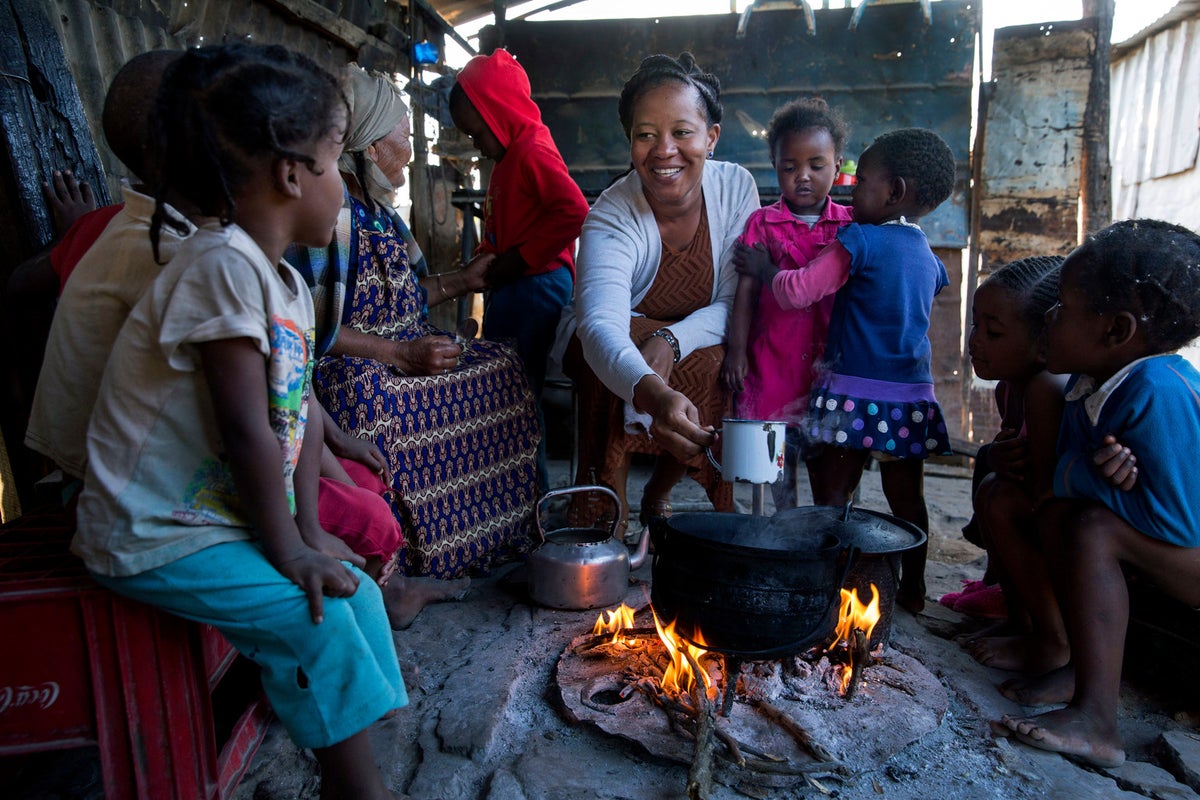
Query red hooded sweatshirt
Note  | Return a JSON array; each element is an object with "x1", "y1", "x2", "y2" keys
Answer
[{"x1": 456, "y1": 49, "x2": 589, "y2": 278}]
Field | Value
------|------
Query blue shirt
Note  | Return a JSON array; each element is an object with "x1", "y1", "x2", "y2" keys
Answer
[{"x1": 1055, "y1": 354, "x2": 1200, "y2": 547}]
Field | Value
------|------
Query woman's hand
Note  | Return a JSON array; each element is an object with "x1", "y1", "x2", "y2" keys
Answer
[
  {"x1": 391, "y1": 335, "x2": 462, "y2": 375},
  {"x1": 732, "y1": 241, "x2": 779, "y2": 284},
  {"x1": 639, "y1": 334, "x2": 676, "y2": 385},
  {"x1": 1093, "y1": 434, "x2": 1138, "y2": 491},
  {"x1": 458, "y1": 253, "x2": 495, "y2": 293},
  {"x1": 634, "y1": 374, "x2": 716, "y2": 460},
  {"x1": 272, "y1": 545, "x2": 361, "y2": 624},
  {"x1": 721, "y1": 346, "x2": 748, "y2": 393}
]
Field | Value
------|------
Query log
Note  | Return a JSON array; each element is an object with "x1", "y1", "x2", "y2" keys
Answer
[
  {"x1": 843, "y1": 628, "x2": 869, "y2": 701},
  {"x1": 749, "y1": 698, "x2": 836, "y2": 764},
  {"x1": 684, "y1": 649, "x2": 716, "y2": 800}
]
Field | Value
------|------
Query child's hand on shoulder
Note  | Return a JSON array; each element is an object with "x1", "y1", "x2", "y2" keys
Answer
[
  {"x1": 273, "y1": 546, "x2": 362, "y2": 624},
  {"x1": 733, "y1": 242, "x2": 779, "y2": 284},
  {"x1": 1093, "y1": 434, "x2": 1138, "y2": 491},
  {"x1": 988, "y1": 427, "x2": 1028, "y2": 480}
]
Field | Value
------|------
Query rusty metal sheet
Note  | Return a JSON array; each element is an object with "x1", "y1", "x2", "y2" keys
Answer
[
  {"x1": 504, "y1": 1, "x2": 978, "y2": 248},
  {"x1": 978, "y1": 21, "x2": 1093, "y2": 269}
]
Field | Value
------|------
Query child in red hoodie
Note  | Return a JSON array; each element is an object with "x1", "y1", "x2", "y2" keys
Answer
[{"x1": 450, "y1": 49, "x2": 590, "y2": 491}]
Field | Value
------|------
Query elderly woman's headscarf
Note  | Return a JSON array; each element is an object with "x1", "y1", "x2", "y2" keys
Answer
[{"x1": 339, "y1": 64, "x2": 409, "y2": 206}]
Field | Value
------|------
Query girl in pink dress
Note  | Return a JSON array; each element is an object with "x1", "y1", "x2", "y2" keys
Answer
[{"x1": 721, "y1": 98, "x2": 853, "y2": 509}]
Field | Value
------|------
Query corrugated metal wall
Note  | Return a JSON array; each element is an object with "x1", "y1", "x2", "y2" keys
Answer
[
  {"x1": 1111, "y1": 9, "x2": 1200, "y2": 230},
  {"x1": 45, "y1": 0, "x2": 410, "y2": 200}
]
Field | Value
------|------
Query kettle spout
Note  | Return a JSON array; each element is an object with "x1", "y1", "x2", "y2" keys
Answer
[{"x1": 628, "y1": 524, "x2": 652, "y2": 570}]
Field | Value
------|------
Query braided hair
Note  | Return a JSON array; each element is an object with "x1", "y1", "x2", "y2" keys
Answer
[
  {"x1": 867, "y1": 127, "x2": 955, "y2": 212},
  {"x1": 766, "y1": 97, "x2": 849, "y2": 163},
  {"x1": 147, "y1": 43, "x2": 345, "y2": 260},
  {"x1": 983, "y1": 256, "x2": 1064, "y2": 342},
  {"x1": 617, "y1": 52, "x2": 722, "y2": 140},
  {"x1": 1069, "y1": 219, "x2": 1200, "y2": 353}
]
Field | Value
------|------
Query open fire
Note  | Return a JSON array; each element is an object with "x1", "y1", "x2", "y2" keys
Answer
[{"x1": 593, "y1": 584, "x2": 881, "y2": 706}]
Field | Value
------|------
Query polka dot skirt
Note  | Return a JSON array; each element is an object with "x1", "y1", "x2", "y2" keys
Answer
[{"x1": 807, "y1": 390, "x2": 952, "y2": 458}]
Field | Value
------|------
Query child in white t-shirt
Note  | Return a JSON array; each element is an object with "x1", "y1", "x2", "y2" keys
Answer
[{"x1": 72, "y1": 44, "x2": 403, "y2": 799}]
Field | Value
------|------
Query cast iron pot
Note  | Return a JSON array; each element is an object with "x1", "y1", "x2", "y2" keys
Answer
[
  {"x1": 771, "y1": 504, "x2": 927, "y2": 648},
  {"x1": 650, "y1": 512, "x2": 855, "y2": 658}
]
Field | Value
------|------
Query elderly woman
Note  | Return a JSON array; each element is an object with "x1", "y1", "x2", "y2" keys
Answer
[
  {"x1": 556, "y1": 53, "x2": 760, "y2": 532},
  {"x1": 293, "y1": 66, "x2": 541, "y2": 580}
]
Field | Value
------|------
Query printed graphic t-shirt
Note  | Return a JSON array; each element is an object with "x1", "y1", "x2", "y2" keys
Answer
[{"x1": 73, "y1": 221, "x2": 316, "y2": 577}]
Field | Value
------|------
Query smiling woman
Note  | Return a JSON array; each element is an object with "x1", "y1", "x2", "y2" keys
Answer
[{"x1": 552, "y1": 52, "x2": 759, "y2": 533}]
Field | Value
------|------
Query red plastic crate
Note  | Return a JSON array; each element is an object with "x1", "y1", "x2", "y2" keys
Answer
[{"x1": 0, "y1": 511, "x2": 272, "y2": 799}]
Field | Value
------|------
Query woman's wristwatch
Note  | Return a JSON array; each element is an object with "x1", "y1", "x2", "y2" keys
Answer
[{"x1": 650, "y1": 328, "x2": 681, "y2": 363}]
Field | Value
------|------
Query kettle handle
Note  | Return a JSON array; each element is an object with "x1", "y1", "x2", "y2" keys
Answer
[{"x1": 535, "y1": 485, "x2": 623, "y2": 543}]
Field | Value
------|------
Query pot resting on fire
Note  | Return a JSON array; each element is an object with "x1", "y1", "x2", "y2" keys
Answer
[{"x1": 650, "y1": 505, "x2": 925, "y2": 658}]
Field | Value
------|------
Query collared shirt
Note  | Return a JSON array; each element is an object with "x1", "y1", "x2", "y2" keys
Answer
[{"x1": 1063, "y1": 355, "x2": 1155, "y2": 427}]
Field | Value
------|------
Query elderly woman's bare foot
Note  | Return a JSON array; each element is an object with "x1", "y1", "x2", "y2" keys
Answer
[
  {"x1": 1000, "y1": 664, "x2": 1075, "y2": 706},
  {"x1": 994, "y1": 708, "x2": 1125, "y2": 767},
  {"x1": 383, "y1": 575, "x2": 471, "y2": 630},
  {"x1": 965, "y1": 634, "x2": 1068, "y2": 673}
]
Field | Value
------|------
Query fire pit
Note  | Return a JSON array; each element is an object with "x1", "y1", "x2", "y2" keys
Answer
[{"x1": 555, "y1": 601, "x2": 947, "y2": 798}]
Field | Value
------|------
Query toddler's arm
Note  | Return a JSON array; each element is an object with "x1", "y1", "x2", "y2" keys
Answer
[
  {"x1": 767, "y1": 240, "x2": 850, "y2": 311},
  {"x1": 1093, "y1": 434, "x2": 1138, "y2": 491},
  {"x1": 200, "y1": 337, "x2": 360, "y2": 623},
  {"x1": 318, "y1": 399, "x2": 388, "y2": 479},
  {"x1": 722, "y1": 272, "x2": 759, "y2": 393}
]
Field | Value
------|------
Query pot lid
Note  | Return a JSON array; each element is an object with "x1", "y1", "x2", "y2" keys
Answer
[
  {"x1": 771, "y1": 505, "x2": 926, "y2": 555},
  {"x1": 660, "y1": 512, "x2": 841, "y2": 554}
]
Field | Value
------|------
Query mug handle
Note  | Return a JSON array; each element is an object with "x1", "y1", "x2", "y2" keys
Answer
[{"x1": 704, "y1": 427, "x2": 723, "y2": 472}]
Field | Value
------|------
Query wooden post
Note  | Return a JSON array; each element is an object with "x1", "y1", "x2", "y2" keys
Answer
[{"x1": 1081, "y1": 0, "x2": 1113, "y2": 234}]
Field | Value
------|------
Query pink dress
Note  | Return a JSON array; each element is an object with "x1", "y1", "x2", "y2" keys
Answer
[{"x1": 739, "y1": 198, "x2": 853, "y2": 423}]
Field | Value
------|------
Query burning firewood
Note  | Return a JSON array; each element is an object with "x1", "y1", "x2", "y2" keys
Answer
[
  {"x1": 842, "y1": 628, "x2": 871, "y2": 701},
  {"x1": 683, "y1": 648, "x2": 717, "y2": 800}
]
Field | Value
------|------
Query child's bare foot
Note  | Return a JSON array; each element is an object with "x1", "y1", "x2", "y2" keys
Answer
[
  {"x1": 1000, "y1": 663, "x2": 1075, "y2": 706},
  {"x1": 965, "y1": 634, "x2": 1068, "y2": 673},
  {"x1": 994, "y1": 708, "x2": 1125, "y2": 767},
  {"x1": 954, "y1": 618, "x2": 1021, "y2": 647},
  {"x1": 383, "y1": 575, "x2": 471, "y2": 630}
]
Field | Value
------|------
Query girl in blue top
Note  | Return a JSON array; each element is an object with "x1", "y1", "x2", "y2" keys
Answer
[
  {"x1": 72, "y1": 44, "x2": 405, "y2": 798},
  {"x1": 735, "y1": 127, "x2": 957, "y2": 612},
  {"x1": 993, "y1": 220, "x2": 1200, "y2": 769}
]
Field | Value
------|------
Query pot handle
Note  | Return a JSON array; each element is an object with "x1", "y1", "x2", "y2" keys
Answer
[
  {"x1": 703, "y1": 426, "x2": 723, "y2": 473},
  {"x1": 535, "y1": 485, "x2": 622, "y2": 543}
]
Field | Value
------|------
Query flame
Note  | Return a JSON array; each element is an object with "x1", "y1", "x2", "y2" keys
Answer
[
  {"x1": 593, "y1": 603, "x2": 637, "y2": 642},
  {"x1": 652, "y1": 608, "x2": 711, "y2": 696},
  {"x1": 833, "y1": 584, "x2": 881, "y2": 694}
]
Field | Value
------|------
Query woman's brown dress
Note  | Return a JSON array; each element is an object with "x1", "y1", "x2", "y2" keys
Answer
[{"x1": 564, "y1": 209, "x2": 733, "y2": 515}]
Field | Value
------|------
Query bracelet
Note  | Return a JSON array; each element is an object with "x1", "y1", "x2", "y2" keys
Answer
[
  {"x1": 436, "y1": 273, "x2": 451, "y2": 301},
  {"x1": 650, "y1": 328, "x2": 681, "y2": 363}
]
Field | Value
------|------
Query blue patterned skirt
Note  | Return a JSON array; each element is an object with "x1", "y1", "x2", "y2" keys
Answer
[{"x1": 807, "y1": 373, "x2": 951, "y2": 458}]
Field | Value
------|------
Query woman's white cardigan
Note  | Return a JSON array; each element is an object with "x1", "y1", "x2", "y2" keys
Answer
[{"x1": 554, "y1": 159, "x2": 759, "y2": 403}]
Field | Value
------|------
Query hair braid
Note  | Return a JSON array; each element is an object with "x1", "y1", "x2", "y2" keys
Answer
[
  {"x1": 617, "y1": 52, "x2": 722, "y2": 140},
  {"x1": 984, "y1": 255, "x2": 1064, "y2": 340},
  {"x1": 1072, "y1": 219, "x2": 1200, "y2": 352},
  {"x1": 147, "y1": 43, "x2": 345, "y2": 261}
]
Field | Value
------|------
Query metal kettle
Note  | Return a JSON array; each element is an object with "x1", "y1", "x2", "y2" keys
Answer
[{"x1": 527, "y1": 485, "x2": 650, "y2": 610}]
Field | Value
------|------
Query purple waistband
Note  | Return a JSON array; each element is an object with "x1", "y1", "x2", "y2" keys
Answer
[{"x1": 820, "y1": 373, "x2": 938, "y2": 404}]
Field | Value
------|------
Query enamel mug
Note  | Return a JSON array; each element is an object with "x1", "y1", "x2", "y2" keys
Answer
[{"x1": 706, "y1": 418, "x2": 788, "y2": 484}]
